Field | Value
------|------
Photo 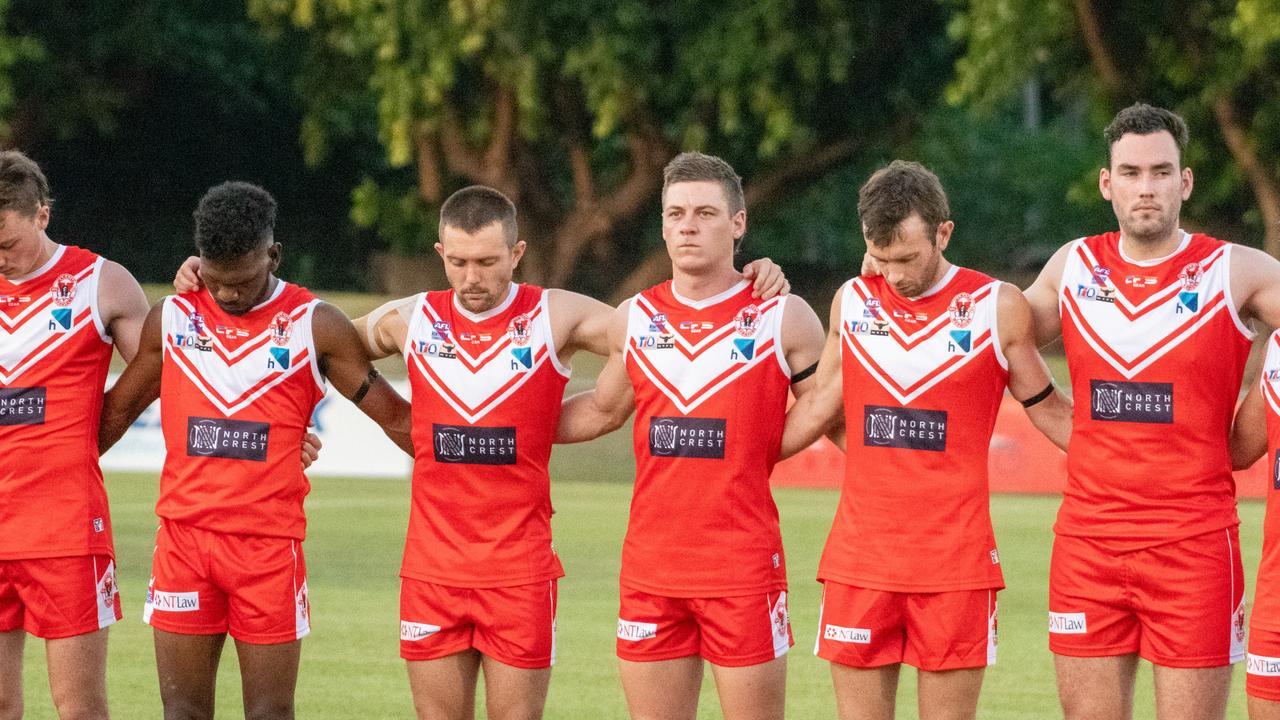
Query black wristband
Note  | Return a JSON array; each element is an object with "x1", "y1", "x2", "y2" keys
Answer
[
  {"x1": 791, "y1": 361, "x2": 819, "y2": 385},
  {"x1": 351, "y1": 368, "x2": 380, "y2": 405},
  {"x1": 1020, "y1": 381, "x2": 1055, "y2": 408}
]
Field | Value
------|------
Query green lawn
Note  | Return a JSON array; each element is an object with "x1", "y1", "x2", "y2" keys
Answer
[{"x1": 16, "y1": 471, "x2": 1266, "y2": 719}]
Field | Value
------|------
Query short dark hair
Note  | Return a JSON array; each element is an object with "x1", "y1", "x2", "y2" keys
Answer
[
  {"x1": 662, "y1": 152, "x2": 745, "y2": 215},
  {"x1": 1104, "y1": 102, "x2": 1189, "y2": 166},
  {"x1": 439, "y1": 186, "x2": 518, "y2": 247},
  {"x1": 0, "y1": 150, "x2": 51, "y2": 216},
  {"x1": 193, "y1": 182, "x2": 277, "y2": 262},
  {"x1": 857, "y1": 160, "x2": 950, "y2": 247}
]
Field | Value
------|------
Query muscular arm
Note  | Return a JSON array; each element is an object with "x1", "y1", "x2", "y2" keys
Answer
[
  {"x1": 548, "y1": 289, "x2": 614, "y2": 361},
  {"x1": 780, "y1": 292, "x2": 847, "y2": 459},
  {"x1": 556, "y1": 302, "x2": 636, "y2": 443},
  {"x1": 312, "y1": 302, "x2": 414, "y2": 456},
  {"x1": 999, "y1": 283, "x2": 1072, "y2": 451},
  {"x1": 1023, "y1": 242, "x2": 1071, "y2": 348},
  {"x1": 1232, "y1": 245, "x2": 1280, "y2": 329},
  {"x1": 351, "y1": 296, "x2": 414, "y2": 359},
  {"x1": 1230, "y1": 381, "x2": 1267, "y2": 470},
  {"x1": 99, "y1": 302, "x2": 164, "y2": 453},
  {"x1": 97, "y1": 259, "x2": 150, "y2": 363}
]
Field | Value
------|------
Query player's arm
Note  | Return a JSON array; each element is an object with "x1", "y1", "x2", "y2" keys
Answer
[
  {"x1": 312, "y1": 301, "x2": 414, "y2": 456},
  {"x1": 742, "y1": 257, "x2": 790, "y2": 299},
  {"x1": 97, "y1": 259, "x2": 150, "y2": 362},
  {"x1": 548, "y1": 289, "x2": 614, "y2": 359},
  {"x1": 98, "y1": 302, "x2": 164, "y2": 454},
  {"x1": 1023, "y1": 242, "x2": 1071, "y2": 348},
  {"x1": 1230, "y1": 380, "x2": 1267, "y2": 470},
  {"x1": 998, "y1": 283, "x2": 1072, "y2": 451},
  {"x1": 352, "y1": 296, "x2": 415, "y2": 359},
  {"x1": 556, "y1": 301, "x2": 636, "y2": 443},
  {"x1": 780, "y1": 291, "x2": 846, "y2": 459},
  {"x1": 173, "y1": 255, "x2": 202, "y2": 294},
  {"x1": 1232, "y1": 245, "x2": 1280, "y2": 328}
]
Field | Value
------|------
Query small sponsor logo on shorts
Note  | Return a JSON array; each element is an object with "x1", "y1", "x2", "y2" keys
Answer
[
  {"x1": 1048, "y1": 611, "x2": 1087, "y2": 634},
  {"x1": 823, "y1": 624, "x2": 871, "y2": 644},
  {"x1": 1248, "y1": 654, "x2": 1280, "y2": 676},
  {"x1": 92, "y1": 517, "x2": 104, "y2": 533},
  {"x1": 0, "y1": 387, "x2": 46, "y2": 425},
  {"x1": 989, "y1": 549, "x2": 999, "y2": 565},
  {"x1": 149, "y1": 590, "x2": 199, "y2": 612},
  {"x1": 1089, "y1": 380, "x2": 1173, "y2": 424},
  {"x1": 771, "y1": 552, "x2": 780, "y2": 569},
  {"x1": 400, "y1": 621, "x2": 441, "y2": 641},
  {"x1": 617, "y1": 619, "x2": 658, "y2": 641}
]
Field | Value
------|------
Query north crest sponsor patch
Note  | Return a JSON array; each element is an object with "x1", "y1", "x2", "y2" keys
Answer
[
  {"x1": 863, "y1": 405, "x2": 947, "y2": 451},
  {"x1": 648, "y1": 416, "x2": 726, "y2": 459},
  {"x1": 1089, "y1": 380, "x2": 1173, "y2": 424},
  {"x1": 432, "y1": 424, "x2": 517, "y2": 465},
  {"x1": 186, "y1": 417, "x2": 270, "y2": 461},
  {"x1": 0, "y1": 386, "x2": 45, "y2": 425}
]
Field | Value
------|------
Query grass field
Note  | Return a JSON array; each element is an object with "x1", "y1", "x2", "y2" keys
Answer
[{"x1": 16, "y1": 471, "x2": 1267, "y2": 719}]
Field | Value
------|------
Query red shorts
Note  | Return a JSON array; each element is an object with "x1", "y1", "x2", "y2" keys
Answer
[
  {"x1": 1048, "y1": 527, "x2": 1245, "y2": 667},
  {"x1": 615, "y1": 587, "x2": 792, "y2": 667},
  {"x1": 0, "y1": 555, "x2": 121, "y2": 639},
  {"x1": 142, "y1": 522, "x2": 309, "y2": 644},
  {"x1": 399, "y1": 578, "x2": 558, "y2": 669},
  {"x1": 814, "y1": 581, "x2": 997, "y2": 671},
  {"x1": 1248, "y1": 626, "x2": 1280, "y2": 701}
]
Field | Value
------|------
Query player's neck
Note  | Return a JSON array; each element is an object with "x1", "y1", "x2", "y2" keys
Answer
[
  {"x1": 1119, "y1": 226, "x2": 1185, "y2": 262},
  {"x1": 671, "y1": 265, "x2": 742, "y2": 302},
  {"x1": 3, "y1": 234, "x2": 58, "y2": 281}
]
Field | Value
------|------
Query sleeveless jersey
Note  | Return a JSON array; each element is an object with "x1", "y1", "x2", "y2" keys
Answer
[
  {"x1": 1057, "y1": 232, "x2": 1251, "y2": 545},
  {"x1": 0, "y1": 245, "x2": 114, "y2": 560},
  {"x1": 820, "y1": 267, "x2": 1008, "y2": 592},
  {"x1": 158, "y1": 281, "x2": 326, "y2": 539},
  {"x1": 623, "y1": 279, "x2": 791, "y2": 596},
  {"x1": 402, "y1": 284, "x2": 569, "y2": 587},
  {"x1": 1255, "y1": 331, "x2": 1280, "y2": 630}
]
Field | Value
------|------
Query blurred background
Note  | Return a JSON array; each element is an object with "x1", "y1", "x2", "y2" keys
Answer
[{"x1": 8, "y1": 0, "x2": 1279, "y2": 303}]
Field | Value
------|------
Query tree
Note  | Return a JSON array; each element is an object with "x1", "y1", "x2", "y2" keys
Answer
[
  {"x1": 249, "y1": 0, "x2": 955, "y2": 297},
  {"x1": 949, "y1": 0, "x2": 1280, "y2": 255}
]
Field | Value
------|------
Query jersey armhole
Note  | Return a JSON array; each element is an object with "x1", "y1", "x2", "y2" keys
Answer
[
  {"x1": 1056, "y1": 239, "x2": 1085, "y2": 317},
  {"x1": 539, "y1": 293, "x2": 572, "y2": 379},
  {"x1": 773, "y1": 295, "x2": 792, "y2": 377},
  {"x1": 1222, "y1": 244, "x2": 1257, "y2": 340},
  {"x1": 621, "y1": 295, "x2": 640, "y2": 366},
  {"x1": 89, "y1": 257, "x2": 112, "y2": 344},
  {"x1": 400, "y1": 293, "x2": 427, "y2": 359},
  {"x1": 304, "y1": 299, "x2": 328, "y2": 394},
  {"x1": 988, "y1": 281, "x2": 1010, "y2": 372}
]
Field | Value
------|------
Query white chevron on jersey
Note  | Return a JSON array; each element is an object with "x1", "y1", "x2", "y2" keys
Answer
[
  {"x1": 1263, "y1": 333, "x2": 1280, "y2": 418},
  {"x1": 0, "y1": 258, "x2": 103, "y2": 384},
  {"x1": 841, "y1": 277, "x2": 1002, "y2": 406},
  {"x1": 162, "y1": 294, "x2": 324, "y2": 417},
  {"x1": 405, "y1": 291, "x2": 566, "y2": 424},
  {"x1": 1060, "y1": 239, "x2": 1243, "y2": 379},
  {"x1": 625, "y1": 294, "x2": 786, "y2": 415}
]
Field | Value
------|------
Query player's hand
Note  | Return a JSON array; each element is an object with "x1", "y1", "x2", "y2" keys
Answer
[
  {"x1": 861, "y1": 252, "x2": 881, "y2": 277},
  {"x1": 300, "y1": 431, "x2": 322, "y2": 470},
  {"x1": 174, "y1": 256, "x2": 203, "y2": 293},
  {"x1": 743, "y1": 257, "x2": 791, "y2": 299}
]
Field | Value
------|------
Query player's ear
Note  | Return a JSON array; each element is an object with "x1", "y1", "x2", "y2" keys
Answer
[
  {"x1": 511, "y1": 240, "x2": 527, "y2": 269},
  {"x1": 267, "y1": 242, "x2": 282, "y2": 272}
]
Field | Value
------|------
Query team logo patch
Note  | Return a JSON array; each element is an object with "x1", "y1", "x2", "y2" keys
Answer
[
  {"x1": 1048, "y1": 612, "x2": 1087, "y2": 634},
  {"x1": 863, "y1": 405, "x2": 947, "y2": 451},
  {"x1": 50, "y1": 273, "x2": 76, "y2": 307},
  {"x1": 432, "y1": 424, "x2": 517, "y2": 465},
  {"x1": 735, "y1": 304, "x2": 760, "y2": 337},
  {"x1": 1089, "y1": 265, "x2": 1112, "y2": 287},
  {"x1": 770, "y1": 592, "x2": 789, "y2": 637},
  {"x1": 0, "y1": 386, "x2": 46, "y2": 425},
  {"x1": 509, "y1": 313, "x2": 532, "y2": 346},
  {"x1": 270, "y1": 312, "x2": 293, "y2": 346},
  {"x1": 187, "y1": 417, "x2": 270, "y2": 461},
  {"x1": 617, "y1": 619, "x2": 658, "y2": 641},
  {"x1": 97, "y1": 562, "x2": 117, "y2": 608},
  {"x1": 948, "y1": 292, "x2": 974, "y2": 329},
  {"x1": 49, "y1": 308, "x2": 71, "y2": 331},
  {"x1": 863, "y1": 297, "x2": 882, "y2": 319},
  {"x1": 648, "y1": 417, "x2": 726, "y2": 459},
  {"x1": 1089, "y1": 380, "x2": 1173, "y2": 424},
  {"x1": 1179, "y1": 262, "x2": 1203, "y2": 291}
]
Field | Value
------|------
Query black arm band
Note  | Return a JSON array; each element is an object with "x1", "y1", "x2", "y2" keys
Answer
[
  {"x1": 351, "y1": 368, "x2": 380, "y2": 405},
  {"x1": 791, "y1": 361, "x2": 819, "y2": 385},
  {"x1": 1020, "y1": 381, "x2": 1056, "y2": 408}
]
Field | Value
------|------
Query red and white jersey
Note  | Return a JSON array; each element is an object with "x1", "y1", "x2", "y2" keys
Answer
[
  {"x1": 158, "y1": 281, "x2": 326, "y2": 540},
  {"x1": 402, "y1": 284, "x2": 569, "y2": 588},
  {"x1": 623, "y1": 279, "x2": 791, "y2": 596},
  {"x1": 1253, "y1": 331, "x2": 1280, "y2": 630},
  {"x1": 0, "y1": 245, "x2": 114, "y2": 560},
  {"x1": 1057, "y1": 231, "x2": 1251, "y2": 544},
  {"x1": 821, "y1": 267, "x2": 1008, "y2": 592}
]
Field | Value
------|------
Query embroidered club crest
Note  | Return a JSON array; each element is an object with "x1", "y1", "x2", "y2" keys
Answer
[
  {"x1": 51, "y1": 274, "x2": 76, "y2": 307},
  {"x1": 735, "y1": 305, "x2": 760, "y2": 337},
  {"x1": 1179, "y1": 262, "x2": 1203, "y2": 292},
  {"x1": 509, "y1": 313, "x2": 532, "y2": 347},
  {"x1": 270, "y1": 312, "x2": 293, "y2": 346},
  {"x1": 949, "y1": 292, "x2": 975, "y2": 329}
]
